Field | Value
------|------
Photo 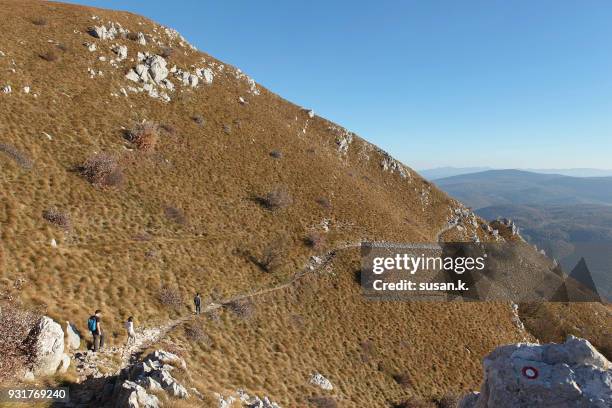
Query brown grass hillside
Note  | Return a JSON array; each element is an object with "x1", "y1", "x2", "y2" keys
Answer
[{"x1": 1, "y1": 1, "x2": 609, "y2": 407}]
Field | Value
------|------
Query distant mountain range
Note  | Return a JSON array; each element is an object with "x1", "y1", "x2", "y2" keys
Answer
[
  {"x1": 434, "y1": 169, "x2": 612, "y2": 209},
  {"x1": 420, "y1": 167, "x2": 612, "y2": 180},
  {"x1": 433, "y1": 170, "x2": 612, "y2": 300}
]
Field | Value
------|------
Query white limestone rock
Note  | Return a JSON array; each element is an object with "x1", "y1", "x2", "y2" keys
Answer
[
  {"x1": 459, "y1": 336, "x2": 612, "y2": 408},
  {"x1": 309, "y1": 372, "x2": 333, "y2": 391}
]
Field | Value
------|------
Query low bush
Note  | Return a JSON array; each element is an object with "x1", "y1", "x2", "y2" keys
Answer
[
  {"x1": 0, "y1": 301, "x2": 38, "y2": 382},
  {"x1": 224, "y1": 298, "x2": 254, "y2": 320},
  {"x1": 315, "y1": 197, "x2": 331, "y2": 209},
  {"x1": 127, "y1": 121, "x2": 158, "y2": 151},
  {"x1": 39, "y1": 50, "x2": 59, "y2": 62},
  {"x1": 158, "y1": 286, "x2": 183, "y2": 309},
  {"x1": 31, "y1": 17, "x2": 47, "y2": 26},
  {"x1": 259, "y1": 185, "x2": 292, "y2": 210},
  {"x1": 42, "y1": 208, "x2": 70, "y2": 230},
  {"x1": 191, "y1": 115, "x2": 205, "y2": 126},
  {"x1": 435, "y1": 393, "x2": 461, "y2": 408},
  {"x1": 164, "y1": 206, "x2": 187, "y2": 225},
  {"x1": 252, "y1": 239, "x2": 284, "y2": 273},
  {"x1": 160, "y1": 46, "x2": 174, "y2": 58},
  {"x1": 393, "y1": 397, "x2": 435, "y2": 408},
  {"x1": 77, "y1": 153, "x2": 123, "y2": 188},
  {"x1": 304, "y1": 232, "x2": 325, "y2": 250},
  {"x1": 308, "y1": 396, "x2": 337, "y2": 408},
  {"x1": 393, "y1": 372, "x2": 412, "y2": 388},
  {"x1": 0, "y1": 143, "x2": 33, "y2": 169},
  {"x1": 184, "y1": 322, "x2": 211, "y2": 345}
]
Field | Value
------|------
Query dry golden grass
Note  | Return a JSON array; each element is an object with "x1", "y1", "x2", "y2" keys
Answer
[{"x1": 0, "y1": 1, "x2": 609, "y2": 406}]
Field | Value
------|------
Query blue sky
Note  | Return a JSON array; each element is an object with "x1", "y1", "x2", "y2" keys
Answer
[{"x1": 68, "y1": 0, "x2": 612, "y2": 170}]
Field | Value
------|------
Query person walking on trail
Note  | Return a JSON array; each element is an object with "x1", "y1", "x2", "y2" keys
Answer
[
  {"x1": 125, "y1": 316, "x2": 136, "y2": 347},
  {"x1": 194, "y1": 292, "x2": 202, "y2": 315},
  {"x1": 88, "y1": 309, "x2": 104, "y2": 352}
]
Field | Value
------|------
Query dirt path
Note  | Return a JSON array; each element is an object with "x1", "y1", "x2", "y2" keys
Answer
[
  {"x1": 73, "y1": 231, "x2": 454, "y2": 383},
  {"x1": 73, "y1": 241, "x2": 361, "y2": 383}
]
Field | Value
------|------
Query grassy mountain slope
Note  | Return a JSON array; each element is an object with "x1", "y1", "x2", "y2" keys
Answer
[{"x1": 1, "y1": 1, "x2": 609, "y2": 406}]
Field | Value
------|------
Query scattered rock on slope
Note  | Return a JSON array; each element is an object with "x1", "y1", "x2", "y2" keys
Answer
[
  {"x1": 459, "y1": 335, "x2": 612, "y2": 408},
  {"x1": 309, "y1": 372, "x2": 334, "y2": 391},
  {"x1": 65, "y1": 321, "x2": 81, "y2": 350}
]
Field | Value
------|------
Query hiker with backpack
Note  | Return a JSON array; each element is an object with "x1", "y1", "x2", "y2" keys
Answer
[
  {"x1": 125, "y1": 316, "x2": 136, "y2": 347},
  {"x1": 194, "y1": 292, "x2": 202, "y2": 314},
  {"x1": 87, "y1": 310, "x2": 104, "y2": 352}
]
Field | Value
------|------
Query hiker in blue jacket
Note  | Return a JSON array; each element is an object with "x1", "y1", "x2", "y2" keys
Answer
[{"x1": 88, "y1": 309, "x2": 104, "y2": 352}]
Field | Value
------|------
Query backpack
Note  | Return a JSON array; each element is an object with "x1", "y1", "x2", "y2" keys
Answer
[{"x1": 87, "y1": 316, "x2": 97, "y2": 333}]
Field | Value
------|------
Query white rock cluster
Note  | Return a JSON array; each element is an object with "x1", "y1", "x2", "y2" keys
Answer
[
  {"x1": 459, "y1": 336, "x2": 612, "y2": 408},
  {"x1": 89, "y1": 22, "x2": 130, "y2": 41},
  {"x1": 328, "y1": 125, "x2": 355, "y2": 155},
  {"x1": 234, "y1": 68, "x2": 260, "y2": 95},
  {"x1": 116, "y1": 350, "x2": 190, "y2": 407},
  {"x1": 217, "y1": 389, "x2": 281, "y2": 408},
  {"x1": 380, "y1": 152, "x2": 409, "y2": 178},
  {"x1": 125, "y1": 53, "x2": 173, "y2": 101}
]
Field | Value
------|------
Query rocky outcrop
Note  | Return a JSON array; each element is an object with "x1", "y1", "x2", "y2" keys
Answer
[
  {"x1": 459, "y1": 336, "x2": 612, "y2": 408},
  {"x1": 25, "y1": 316, "x2": 70, "y2": 377},
  {"x1": 115, "y1": 349, "x2": 189, "y2": 407},
  {"x1": 117, "y1": 381, "x2": 160, "y2": 408}
]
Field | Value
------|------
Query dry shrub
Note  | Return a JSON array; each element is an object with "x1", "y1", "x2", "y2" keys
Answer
[
  {"x1": 269, "y1": 150, "x2": 283, "y2": 159},
  {"x1": 128, "y1": 121, "x2": 158, "y2": 151},
  {"x1": 205, "y1": 308, "x2": 221, "y2": 324},
  {"x1": 0, "y1": 143, "x2": 33, "y2": 169},
  {"x1": 39, "y1": 50, "x2": 59, "y2": 62},
  {"x1": 436, "y1": 393, "x2": 461, "y2": 408},
  {"x1": 305, "y1": 232, "x2": 325, "y2": 250},
  {"x1": 42, "y1": 208, "x2": 70, "y2": 230},
  {"x1": 78, "y1": 154, "x2": 123, "y2": 188},
  {"x1": 160, "y1": 46, "x2": 175, "y2": 58},
  {"x1": 359, "y1": 339, "x2": 377, "y2": 363},
  {"x1": 393, "y1": 397, "x2": 435, "y2": 408},
  {"x1": 252, "y1": 239, "x2": 284, "y2": 273},
  {"x1": 308, "y1": 396, "x2": 337, "y2": 408},
  {"x1": 315, "y1": 197, "x2": 331, "y2": 209},
  {"x1": 160, "y1": 123, "x2": 176, "y2": 135},
  {"x1": 224, "y1": 298, "x2": 254, "y2": 320},
  {"x1": 259, "y1": 185, "x2": 292, "y2": 210},
  {"x1": 158, "y1": 286, "x2": 183, "y2": 309},
  {"x1": 393, "y1": 372, "x2": 412, "y2": 388},
  {"x1": 191, "y1": 115, "x2": 205, "y2": 126},
  {"x1": 0, "y1": 301, "x2": 39, "y2": 382},
  {"x1": 184, "y1": 322, "x2": 211, "y2": 345},
  {"x1": 164, "y1": 206, "x2": 187, "y2": 225},
  {"x1": 31, "y1": 17, "x2": 47, "y2": 26}
]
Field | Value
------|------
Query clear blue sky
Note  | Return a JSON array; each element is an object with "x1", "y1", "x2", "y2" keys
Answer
[{"x1": 67, "y1": 0, "x2": 612, "y2": 170}]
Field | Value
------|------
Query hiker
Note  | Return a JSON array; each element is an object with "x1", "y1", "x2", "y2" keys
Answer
[
  {"x1": 125, "y1": 316, "x2": 136, "y2": 346},
  {"x1": 87, "y1": 309, "x2": 104, "y2": 352},
  {"x1": 194, "y1": 292, "x2": 202, "y2": 314}
]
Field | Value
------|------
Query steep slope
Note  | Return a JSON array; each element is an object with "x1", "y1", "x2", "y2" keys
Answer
[{"x1": 1, "y1": 1, "x2": 609, "y2": 407}]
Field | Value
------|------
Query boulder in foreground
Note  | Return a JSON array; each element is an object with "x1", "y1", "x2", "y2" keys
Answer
[{"x1": 460, "y1": 335, "x2": 612, "y2": 408}]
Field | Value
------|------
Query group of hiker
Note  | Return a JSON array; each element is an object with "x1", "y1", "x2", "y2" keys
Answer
[{"x1": 87, "y1": 293, "x2": 203, "y2": 352}]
